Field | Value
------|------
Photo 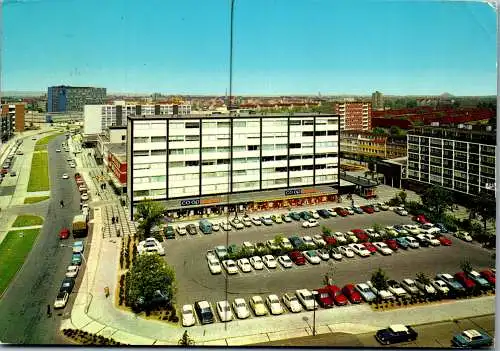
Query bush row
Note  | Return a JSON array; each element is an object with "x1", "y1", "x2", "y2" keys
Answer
[{"x1": 62, "y1": 328, "x2": 127, "y2": 345}]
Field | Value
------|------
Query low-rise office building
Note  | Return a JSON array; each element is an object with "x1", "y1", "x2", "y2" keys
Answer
[
  {"x1": 340, "y1": 130, "x2": 406, "y2": 161},
  {"x1": 0, "y1": 104, "x2": 25, "y2": 141},
  {"x1": 127, "y1": 113, "x2": 340, "y2": 219},
  {"x1": 407, "y1": 123, "x2": 496, "y2": 198}
]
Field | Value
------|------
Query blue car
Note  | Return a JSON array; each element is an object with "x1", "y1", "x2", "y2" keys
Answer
[
  {"x1": 71, "y1": 253, "x2": 82, "y2": 265},
  {"x1": 395, "y1": 237, "x2": 410, "y2": 250},
  {"x1": 451, "y1": 329, "x2": 493, "y2": 348},
  {"x1": 467, "y1": 271, "x2": 491, "y2": 290},
  {"x1": 288, "y1": 235, "x2": 305, "y2": 249},
  {"x1": 435, "y1": 223, "x2": 448, "y2": 233}
]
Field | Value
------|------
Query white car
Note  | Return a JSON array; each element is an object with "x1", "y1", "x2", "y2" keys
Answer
[
  {"x1": 345, "y1": 231, "x2": 359, "y2": 243},
  {"x1": 81, "y1": 193, "x2": 89, "y2": 201},
  {"x1": 387, "y1": 280, "x2": 408, "y2": 298},
  {"x1": 249, "y1": 256, "x2": 264, "y2": 270},
  {"x1": 176, "y1": 225, "x2": 187, "y2": 236},
  {"x1": 431, "y1": 279, "x2": 450, "y2": 295},
  {"x1": 231, "y1": 219, "x2": 244, "y2": 230},
  {"x1": 272, "y1": 215, "x2": 283, "y2": 224},
  {"x1": 405, "y1": 236, "x2": 420, "y2": 248},
  {"x1": 251, "y1": 217, "x2": 262, "y2": 226},
  {"x1": 61, "y1": 173, "x2": 69, "y2": 179},
  {"x1": 266, "y1": 294, "x2": 284, "y2": 315},
  {"x1": 262, "y1": 255, "x2": 277, "y2": 269},
  {"x1": 222, "y1": 260, "x2": 238, "y2": 274},
  {"x1": 216, "y1": 301, "x2": 233, "y2": 322},
  {"x1": 455, "y1": 231, "x2": 473, "y2": 242},
  {"x1": 423, "y1": 234, "x2": 440, "y2": 246},
  {"x1": 54, "y1": 291, "x2": 69, "y2": 309},
  {"x1": 373, "y1": 242, "x2": 393, "y2": 255},
  {"x1": 401, "y1": 278, "x2": 421, "y2": 295},
  {"x1": 56, "y1": 149, "x2": 61, "y2": 152},
  {"x1": 366, "y1": 280, "x2": 395, "y2": 301},
  {"x1": 302, "y1": 218, "x2": 319, "y2": 228},
  {"x1": 348, "y1": 243, "x2": 371, "y2": 257},
  {"x1": 394, "y1": 207, "x2": 408, "y2": 216},
  {"x1": 420, "y1": 223, "x2": 440, "y2": 235},
  {"x1": 207, "y1": 258, "x2": 222, "y2": 274},
  {"x1": 266, "y1": 239, "x2": 280, "y2": 251},
  {"x1": 385, "y1": 226, "x2": 399, "y2": 237},
  {"x1": 295, "y1": 289, "x2": 317, "y2": 310},
  {"x1": 414, "y1": 278, "x2": 437, "y2": 295},
  {"x1": 302, "y1": 250, "x2": 321, "y2": 264},
  {"x1": 72, "y1": 241, "x2": 84, "y2": 253},
  {"x1": 237, "y1": 258, "x2": 252, "y2": 273},
  {"x1": 206, "y1": 250, "x2": 218, "y2": 261},
  {"x1": 333, "y1": 232, "x2": 348, "y2": 244},
  {"x1": 278, "y1": 255, "x2": 293, "y2": 268},
  {"x1": 260, "y1": 216, "x2": 273, "y2": 225},
  {"x1": 403, "y1": 224, "x2": 420, "y2": 235},
  {"x1": 312, "y1": 234, "x2": 326, "y2": 247},
  {"x1": 316, "y1": 248, "x2": 331, "y2": 260},
  {"x1": 215, "y1": 245, "x2": 228, "y2": 260},
  {"x1": 365, "y1": 229, "x2": 381, "y2": 239},
  {"x1": 344, "y1": 207, "x2": 355, "y2": 215},
  {"x1": 302, "y1": 236, "x2": 316, "y2": 248},
  {"x1": 221, "y1": 221, "x2": 232, "y2": 231},
  {"x1": 65, "y1": 265, "x2": 79, "y2": 278},
  {"x1": 378, "y1": 203, "x2": 389, "y2": 211},
  {"x1": 338, "y1": 245, "x2": 355, "y2": 258},
  {"x1": 232, "y1": 298, "x2": 250, "y2": 319},
  {"x1": 69, "y1": 163, "x2": 76, "y2": 168},
  {"x1": 241, "y1": 241, "x2": 255, "y2": 254},
  {"x1": 249, "y1": 296, "x2": 268, "y2": 316},
  {"x1": 78, "y1": 185, "x2": 87, "y2": 192},
  {"x1": 282, "y1": 293, "x2": 303, "y2": 313},
  {"x1": 182, "y1": 304, "x2": 196, "y2": 327},
  {"x1": 310, "y1": 210, "x2": 320, "y2": 219},
  {"x1": 281, "y1": 214, "x2": 292, "y2": 222},
  {"x1": 212, "y1": 222, "x2": 220, "y2": 231},
  {"x1": 279, "y1": 237, "x2": 293, "y2": 250},
  {"x1": 327, "y1": 208, "x2": 338, "y2": 217},
  {"x1": 241, "y1": 217, "x2": 252, "y2": 227},
  {"x1": 138, "y1": 238, "x2": 165, "y2": 256}
]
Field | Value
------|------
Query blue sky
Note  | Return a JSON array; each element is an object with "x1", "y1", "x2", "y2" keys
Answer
[{"x1": 2, "y1": 0, "x2": 497, "y2": 95}]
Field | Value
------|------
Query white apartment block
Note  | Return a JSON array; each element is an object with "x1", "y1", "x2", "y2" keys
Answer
[
  {"x1": 127, "y1": 114, "x2": 340, "y2": 213},
  {"x1": 83, "y1": 102, "x2": 191, "y2": 135}
]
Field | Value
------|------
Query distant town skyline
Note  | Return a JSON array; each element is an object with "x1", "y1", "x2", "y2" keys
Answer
[{"x1": 2, "y1": 0, "x2": 496, "y2": 95}]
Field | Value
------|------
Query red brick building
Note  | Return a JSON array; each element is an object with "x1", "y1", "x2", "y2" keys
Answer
[
  {"x1": 108, "y1": 152, "x2": 126, "y2": 185},
  {"x1": 334, "y1": 102, "x2": 372, "y2": 131}
]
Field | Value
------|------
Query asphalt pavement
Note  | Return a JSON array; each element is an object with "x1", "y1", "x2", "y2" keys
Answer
[
  {"x1": 0, "y1": 133, "x2": 89, "y2": 344},
  {"x1": 163, "y1": 212, "x2": 495, "y2": 307}
]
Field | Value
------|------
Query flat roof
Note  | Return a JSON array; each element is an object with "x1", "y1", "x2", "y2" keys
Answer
[
  {"x1": 128, "y1": 113, "x2": 340, "y2": 120},
  {"x1": 106, "y1": 142, "x2": 126, "y2": 156},
  {"x1": 340, "y1": 174, "x2": 378, "y2": 187},
  {"x1": 380, "y1": 157, "x2": 407, "y2": 166}
]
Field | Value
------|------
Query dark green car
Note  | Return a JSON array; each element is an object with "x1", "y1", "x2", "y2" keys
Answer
[
  {"x1": 451, "y1": 329, "x2": 493, "y2": 348},
  {"x1": 164, "y1": 225, "x2": 175, "y2": 239},
  {"x1": 289, "y1": 212, "x2": 301, "y2": 221}
]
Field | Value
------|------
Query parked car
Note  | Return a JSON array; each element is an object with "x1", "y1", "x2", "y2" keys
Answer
[
  {"x1": 260, "y1": 216, "x2": 273, "y2": 226},
  {"x1": 327, "y1": 208, "x2": 338, "y2": 217},
  {"x1": 394, "y1": 207, "x2": 408, "y2": 216},
  {"x1": 338, "y1": 245, "x2": 355, "y2": 258},
  {"x1": 333, "y1": 232, "x2": 348, "y2": 244},
  {"x1": 230, "y1": 219, "x2": 244, "y2": 230},
  {"x1": 232, "y1": 298, "x2": 250, "y2": 319},
  {"x1": 355, "y1": 283, "x2": 377, "y2": 302},
  {"x1": 348, "y1": 243, "x2": 371, "y2": 257},
  {"x1": 279, "y1": 237, "x2": 293, "y2": 250},
  {"x1": 194, "y1": 301, "x2": 214, "y2": 324},
  {"x1": 65, "y1": 265, "x2": 79, "y2": 278},
  {"x1": 325, "y1": 285, "x2": 349, "y2": 306},
  {"x1": 282, "y1": 293, "x2": 303, "y2": 313},
  {"x1": 312, "y1": 234, "x2": 326, "y2": 247},
  {"x1": 54, "y1": 292, "x2": 69, "y2": 309},
  {"x1": 220, "y1": 221, "x2": 232, "y2": 231},
  {"x1": 71, "y1": 253, "x2": 82, "y2": 265},
  {"x1": 413, "y1": 214, "x2": 429, "y2": 224},
  {"x1": 295, "y1": 289, "x2": 317, "y2": 310},
  {"x1": 164, "y1": 225, "x2": 175, "y2": 239},
  {"x1": 352, "y1": 206, "x2": 364, "y2": 214},
  {"x1": 400, "y1": 278, "x2": 420, "y2": 295},
  {"x1": 419, "y1": 223, "x2": 440, "y2": 235},
  {"x1": 302, "y1": 218, "x2": 319, "y2": 228},
  {"x1": 455, "y1": 231, "x2": 473, "y2": 242},
  {"x1": 222, "y1": 260, "x2": 238, "y2": 274},
  {"x1": 386, "y1": 280, "x2": 408, "y2": 298},
  {"x1": 186, "y1": 224, "x2": 198, "y2": 235},
  {"x1": 266, "y1": 239, "x2": 280, "y2": 251},
  {"x1": 214, "y1": 245, "x2": 228, "y2": 260},
  {"x1": 367, "y1": 280, "x2": 395, "y2": 301},
  {"x1": 384, "y1": 239, "x2": 399, "y2": 251},
  {"x1": 270, "y1": 214, "x2": 283, "y2": 224},
  {"x1": 277, "y1": 255, "x2": 293, "y2": 268},
  {"x1": 414, "y1": 277, "x2": 437, "y2": 296},
  {"x1": 59, "y1": 277, "x2": 75, "y2": 294},
  {"x1": 327, "y1": 247, "x2": 342, "y2": 260},
  {"x1": 241, "y1": 217, "x2": 252, "y2": 227},
  {"x1": 438, "y1": 236, "x2": 452, "y2": 246},
  {"x1": 372, "y1": 242, "x2": 392, "y2": 255},
  {"x1": 385, "y1": 226, "x2": 399, "y2": 238},
  {"x1": 467, "y1": 270, "x2": 490, "y2": 290},
  {"x1": 322, "y1": 235, "x2": 337, "y2": 246},
  {"x1": 303, "y1": 250, "x2": 321, "y2": 264},
  {"x1": 420, "y1": 234, "x2": 440, "y2": 246},
  {"x1": 249, "y1": 296, "x2": 268, "y2": 316},
  {"x1": 431, "y1": 279, "x2": 450, "y2": 295},
  {"x1": 375, "y1": 324, "x2": 418, "y2": 345},
  {"x1": 138, "y1": 238, "x2": 165, "y2": 256},
  {"x1": 182, "y1": 304, "x2": 196, "y2": 327},
  {"x1": 300, "y1": 211, "x2": 312, "y2": 220},
  {"x1": 434, "y1": 223, "x2": 449, "y2": 233},
  {"x1": 251, "y1": 217, "x2": 262, "y2": 225},
  {"x1": 415, "y1": 235, "x2": 430, "y2": 247},
  {"x1": 351, "y1": 229, "x2": 369, "y2": 242},
  {"x1": 175, "y1": 225, "x2": 187, "y2": 236},
  {"x1": 394, "y1": 225, "x2": 409, "y2": 236},
  {"x1": 216, "y1": 300, "x2": 233, "y2": 322},
  {"x1": 451, "y1": 329, "x2": 493, "y2": 348},
  {"x1": 402, "y1": 224, "x2": 420, "y2": 235},
  {"x1": 378, "y1": 202, "x2": 389, "y2": 211},
  {"x1": 365, "y1": 229, "x2": 381, "y2": 240},
  {"x1": 404, "y1": 236, "x2": 420, "y2": 249},
  {"x1": 309, "y1": 210, "x2": 320, "y2": 219},
  {"x1": 266, "y1": 294, "x2": 285, "y2": 315},
  {"x1": 371, "y1": 204, "x2": 381, "y2": 212},
  {"x1": 302, "y1": 236, "x2": 316, "y2": 248},
  {"x1": 315, "y1": 287, "x2": 334, "y2": 308},
  {"x1": 342, "y1": 284, "x2": 362, "y2": 304},
  {"x1": 207, "y1": 258, "x2": 222, "y2": 274},
  {"x1": 436, "y1": 273, "x2": 466, "y2": 294},
  {"x1": 289, "y1": 212, "x2": 301, "y2": 221},
  {"x1": 344, "y1": 207, "x2": 355, "y2": 215},
  {"x1": 360, "y1": 205, "x2": 374, "y2": 214},
  {"x1": 362, "y1": 242, "x2": 377, "y2": 255},
  {"x1": 237, "y1": 258, "x2": 252, "y2": 273},
  {"x1": 281, "y1": 214, "x2": 292, "y2": 223},
  {"x1": 335, "y1": 207, "x2": 349, "y2": 217},
  {"x1": 59, "y1": 228, "x2": 70, "y2": 240},
  {"x1": 249, "y1": 256, "x2": 264, "y2": 270},
  {"x1": 317, "y1": 209, "x2": 331, "y2": 218},
  {"x1": 480, "y1": 269, "x2": 495, "y2": 285},
  {"x1": 289, "y1": 235, "x2": 305, "y2": 249},
  {"x1": 288, "y1": 251, "x2": 306, "y2": 265},
  {"x1": 262, "y1": 255, "x2": 277, "y2": 269}
]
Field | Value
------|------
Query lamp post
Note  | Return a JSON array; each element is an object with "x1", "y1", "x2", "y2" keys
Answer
[
  {"x1": 60, "y1": 244, "x2": 90, "y2": 312},
  {"x1": 312, "y1": 290, "x2": 319, "y2": 336}
]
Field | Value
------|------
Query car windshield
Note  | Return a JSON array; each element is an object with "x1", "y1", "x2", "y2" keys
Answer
[
  {"x1": 289, "y1": 296, "x2": 298, "y2": 301},
  {"x1": 269, "y1": 297, "x2": 278, "y2": 303},
  {"x1": 236, "y1": 302, "x2": 245, "y2": 308},
  {"x1": 320, "y1": 292, "x2": 329, "y2": 298}
]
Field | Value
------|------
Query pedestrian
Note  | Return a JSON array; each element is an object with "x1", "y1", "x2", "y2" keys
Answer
[{"x1": 47, "y1": 304, "x2": 51, "y2": 317}]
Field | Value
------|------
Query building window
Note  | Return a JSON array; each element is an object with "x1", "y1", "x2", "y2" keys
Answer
[
  {"x1": 133, "y1": 150, "x2": 149, "y2": 157},
  {"x1": 133, "y1": 190, "x2": 149, "y2": 197},
  {"x1": 133, "y1": 137, "x2": 149, "y2": 143},
  {"x1": 151, "y1": 149, "x2": 166, "y2": 156},
  {"x1": 185, "y1": 122, "x2": 200, "y2": 129},
  {"x1": 151, "y1": 136, "x2": 166, "y2": 143},
  {"x1": 248, "y1": 145, "x2": 259, "y2": 151},
  {"x1": 186, "y1": 160, "x2": 199, "y2": 167},
  {"x1": 186, "y1": 135, "x2": 200, "y2": 141},
  {"x1": 169, "y1": 135, "x2": 184, "y2": 142},
  {"x1": 169, "y1": 149, "x2": 184, "y2": 155},
  {"x1": 169, "y1": 161, "x2": 183, "y2": 168}
]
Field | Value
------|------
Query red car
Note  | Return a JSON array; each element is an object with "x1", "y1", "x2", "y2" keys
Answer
[
  {"x1": 454, "y1": 272, "x2": 476, "y2": 290},
  {"x1": 59, "y1": 228, "x2": 70, "y2": 239},
  {"x1": 351, "y1": 229, "x2": 369, "y2": 242},
  {"x1": 288, "y1": 251, "x2": 306, "y2": 265},
  {"x1": 362, "y1": 242, "x2": 377, "y2": 254},
  {"x1": 335, "y1": 207, "x2": 348, "y2": 217},
  {"x1": 480, "y1": 270, "x2": 496, "y2": 285},
  {"x1": 323, "y1": 235, "x2": 337, "y2": 246},
  {"x1": 413, "y1": 214, "x2": 429, "y2": 224},
  {"x1": 360, "y1": 205, "x2": 374, "y2": 214},
  {"x1": 315, "y1": 287, "x2": 334, "y2": 308},
  {"x1": 342, "y1": 284, "x2": 362, "y2": 304},
  {"x1": 325, "y1": 285, "x2": 349, "y2": 306},
  {"x1": 438, "y1": 236, "x2": 452, "y2": 246},
  {"x1": 384, "y1": 239, "x2": 399, "y2": 251}
]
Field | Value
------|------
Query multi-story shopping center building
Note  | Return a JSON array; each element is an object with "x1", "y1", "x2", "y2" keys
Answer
[
  {"x1": 407, "y1": 123, "x2": 496, "y2": 199},
  {"x1": 126, "y1": 113, "x2": 340, "y2": 219}
]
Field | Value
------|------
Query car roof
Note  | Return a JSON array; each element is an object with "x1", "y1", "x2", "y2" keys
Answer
[
  {"x1": 389, "y1": 324, "x2": 409, "y2": 333},
  {"x1": 234, "y1": 298, "x2": 246, "y2": 304},
  {"x1": 217, "y1": 300, "x2": 230, "y2": 307},
  {"x1": 196, "y1": 301, "x2": 210, "y2": 309},
  {"x1": 463, "y1": 330, "x2": 482, "y2": 338}
]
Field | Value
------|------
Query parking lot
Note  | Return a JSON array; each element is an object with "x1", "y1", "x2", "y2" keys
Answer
[{"x1": 162, "y1": 210, "x2": 495, "y2": 307}]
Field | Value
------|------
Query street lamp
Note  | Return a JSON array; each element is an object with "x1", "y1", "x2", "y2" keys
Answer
[
  {"x1": 60, "y1": 244, "x2": 91, "y2": 313},
  {"x1": 312, "y1": 290, "x2": 319, "y2": 336}
]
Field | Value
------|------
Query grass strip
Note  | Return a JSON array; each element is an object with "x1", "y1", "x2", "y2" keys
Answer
[
  {"x1": 27, "y1": 151, "x2": 49, "y2": 192},
  {"x1": 12, "y1": 215, "x2": 44, "y2": 227},
  {"x1": 23, "y1": 196, "x2": 50, "y2": 204}
]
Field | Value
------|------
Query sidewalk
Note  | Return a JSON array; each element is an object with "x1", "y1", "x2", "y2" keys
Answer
[{"x1": 61, "y1": 202, "x2": 495, "y2": 345}]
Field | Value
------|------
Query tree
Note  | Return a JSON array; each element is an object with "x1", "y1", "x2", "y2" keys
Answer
[
  {"x1": 372, "y1": 127, "x2": 387, "y2": 135},
  {"x1": 460, "y1": 258, "x2": 472, "y2": 273},
  {"x1": 371, "y1": 268, "x2": 389, "y2": 304},
  {"x1": 126, "y1": 254, "x2": 176, "y2": 311},
  {"x1": 416, "y1": 272, "x2": 431, "y2": 286},
  {"x1": 134, "y1": 199, "x2": 165, "y2": 240},
  {"x1": 422, "y1": 186, "x2": 453, "y2": 217},
  {"x1": 273, "y1": 234, "x2": 285, "y2": 247},
  {"x1": 471, "y1": 197, "x2": 496, "y2": 231},
  {"x1": 398, "y1": 190, "x2": 407, "y2": 205},
  {"x1": 372, "y1": 223, "x2": 383, "y2": 234},
  {"x1": 178, "y1": 331, "x2": 195, "y2": 346},
  {"x1": 389, "y1": 126, "x2": 402, "y2": 137}
]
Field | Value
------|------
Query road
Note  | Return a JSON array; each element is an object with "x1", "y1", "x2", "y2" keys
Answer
[
  {"x1": 0, "y1": 134, "x2": 89, "y2": 344},
  {"x1": 255, "y1": 314, "x2": 495, "y2": 348},
  {"x1": 163, "y1": 212, "x2": 495, "y2": 306}
]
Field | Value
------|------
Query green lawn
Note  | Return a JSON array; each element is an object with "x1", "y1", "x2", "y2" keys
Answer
[
  {"x1": 23, "y1": 196, "x2": 50, "y2": 204},
  {"x1": 27, "y1": 151, "x2": 49, "y2": 192},
  {"x1": 0, "y1": 228, "x2": 40, "y2": 296},
  {"x1": 12, "y1": 215, "x2": 44, "y2": 227},
  {"x1": 34, "y1": 133, "x2": 63, "y2": 151}
]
